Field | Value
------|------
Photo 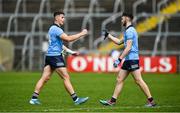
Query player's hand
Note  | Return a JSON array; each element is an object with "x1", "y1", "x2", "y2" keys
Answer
[
  {"x1": 71, "y1": 51, "x2": 80, "y2": 56},
  {"x1": 81, "y1": 29, "x2": 88, "y2": 36},
  {"x1": 102, "y1": 29, "x2": 109, "y2": 40},
  {"x1": 113, "y1": 58, "x2": 122, "y2": 68}
]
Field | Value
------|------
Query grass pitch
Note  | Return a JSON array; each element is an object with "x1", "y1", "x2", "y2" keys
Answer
[{"x1": 0, "y1": 72, "x2": 180, "y2": 112}]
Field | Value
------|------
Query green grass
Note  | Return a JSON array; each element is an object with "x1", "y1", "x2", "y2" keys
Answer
[{"x1": 0, "y1": 72, "x2": 180, "y2": 112}]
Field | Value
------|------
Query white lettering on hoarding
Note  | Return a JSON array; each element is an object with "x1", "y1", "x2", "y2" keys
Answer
[
  {"x1": 93, "y1": 57, "x2": 106, "y2": 71},
  {"x1": 71, "y1": 57, "x2": 87, "y2": 71},
  {"x1": 107, "y1": 57, "x2": 119, "y2": 72},
  {"x1": 144, "y1": 57, "x2": 157, "y2": 72},
  {"x1": 159, "y1": 58, "x2": 172, "y2": 72},
  {"x1": 68, "y1": 56, "x2": 176, "y2": 73}
]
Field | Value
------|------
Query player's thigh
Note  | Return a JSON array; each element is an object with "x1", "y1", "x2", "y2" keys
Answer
[
  {"x1": 116, "y1": 69, "x2": 130, "y2": 82},
  {"x1": 41, "y1": 65, "x2": 54, "y2": 80},
  {"x1": 55, "y1": 67, "x2": 70, "y2": 79},
  {"x1": 131, "y1": 69, "x2": 143, "y2": 81}
]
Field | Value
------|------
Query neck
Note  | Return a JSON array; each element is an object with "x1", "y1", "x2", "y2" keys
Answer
[
  {"x1": 54, "y1": 21, "x2": 60, "y2": 26},
  {"x1": 126, "y1": 22, "x2": 132, "y2": 28}
]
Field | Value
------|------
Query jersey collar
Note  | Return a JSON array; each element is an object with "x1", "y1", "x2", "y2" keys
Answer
[
  {"x1": 52, "y1": 23, "x2": 61, "y2": 28},
  {"x1": 125, "y1": 25, "x2": 133, "y2": 30}
]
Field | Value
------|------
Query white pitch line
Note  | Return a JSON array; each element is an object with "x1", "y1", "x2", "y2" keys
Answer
[
  {"x1": 1, "y1": 105, "x2": 179, "y2": 112},
  {"x1": 46, "y1": 105, "x2": 180, "y2": 112}
]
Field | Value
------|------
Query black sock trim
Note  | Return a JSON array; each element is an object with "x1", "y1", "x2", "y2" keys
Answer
[
  {"x1": 111, "y1": 97, "x2": 117, "y2": 103},
  {"x1": 71, "y1": 93, "x2": 78, "y2": 101},
  {"x1": 32, "y1": 92, "x2": 39, "y2": 99},
  {"x1": 148, "y1": 97, "x2": 153, "y2": 102}
]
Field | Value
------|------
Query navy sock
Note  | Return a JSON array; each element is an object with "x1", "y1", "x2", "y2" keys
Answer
[
  {"x1": 71, "y1": 93, "x2": 78, "y2": 101},
  {"x1": 148, "y1": 97, "x2": 154, "y2": 102},
  {"x1": 32, "y1": 92, "x2": 39, "y2": 99},
  {"x1": 110, "y1": 97, "x2": 117, "y2": 103}
]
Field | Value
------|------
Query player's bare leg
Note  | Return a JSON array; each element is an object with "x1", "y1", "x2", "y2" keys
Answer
[
  {"x1": 131, "y1": 69, "x2": 156, "y2": 107},
  {"x1": 56, "y1": 67, "x2": 75, "y2": 95},
  {"x1": 56, "y1": 67, "x2": 89, "y2": 105},
  {"x1": 112, "y1": 69, "x2": 130, "y2": 99},
  {"x1": 100, "y1": 69, "x2": 129, "y2": 106},
  {"x1": 30, "y1": 65, "x2": 54, "y2": 105},
  {"x1": 34, "y1": 65, "x2": 54, "y2": 93},
  {"x1": 131, "y1": 69, "x2": 152, "y2": 98}
]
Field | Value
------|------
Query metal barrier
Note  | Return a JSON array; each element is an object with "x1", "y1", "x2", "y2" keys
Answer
[
  {"x1": 0, "y1": 0, "x2": 180, "y2": 71},
  {"x1": 6, "y1": 0, "x2": 26, "y2": 37},
  {"x1": 152, "y1": 0, "x2": 168, "y2": 56}
]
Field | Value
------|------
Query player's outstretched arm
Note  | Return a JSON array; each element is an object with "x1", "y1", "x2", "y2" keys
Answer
[
  {"x1": 102, "y1": 30, "x2": 124, "y2": 45},
  {"x1": 108, "y1": 34, "x2": 124, "y2": 45},
  {"x1": 60, "y1": 29, "x2": 88, "y2": 42},
  {"x1": 62, "y1": 45, "x2": 79, "y2": 56}
]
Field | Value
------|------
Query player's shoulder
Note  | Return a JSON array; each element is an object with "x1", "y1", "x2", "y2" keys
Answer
[
  {"x1": 126, "y1": 26, "x2": 135, "y2": 31},
  {"x1": 126, "y1": 27, "x2": 136, "y2": 34},
  {"x1": 49, "y1": 25, "x2": 64, "y2": 32},
  {"x1": 50, "y1": 25, "x2": 62, "y2": 30}
]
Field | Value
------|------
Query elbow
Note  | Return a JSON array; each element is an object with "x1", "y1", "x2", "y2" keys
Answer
[
  {"x1": 127, "y1": 48, "x2": 131, "y2": 52},
  {"x1": 65, "y1": 37, "x2": 71, "y2": 42},
  {"x1": 117, "y1": 42, "x2": 122, "y2": 45},
  {"x1": 66, "y1": 39, "x2": 71, "y2": 42},
  {"x1": 117, "y1": 43, "x2": 121, "y2": 45},
  {"x1": 62, "y1": 35, "x2": 72, "y2": 42},
  {"x1": 117, "y1": 40, "x2": 122, "y2": 45},
  {"x1": 126, "y1": 47, "x2": 131, "y2": 52}
]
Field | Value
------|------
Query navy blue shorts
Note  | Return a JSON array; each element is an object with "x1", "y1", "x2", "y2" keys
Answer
[
  {"x1": 44, "y1": 55, "x2": 66, "y2": 69},
  {"x1": 121, "y1": 60, "x2": 139, "y2": 71}
]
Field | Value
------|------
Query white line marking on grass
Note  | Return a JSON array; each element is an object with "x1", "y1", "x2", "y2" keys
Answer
[
  {"x1": 2, "y1": 105, "x2": 179, "y2": 112},
  {"x1": 46, "y1": 105, "x2": 180, "y2": 112}
]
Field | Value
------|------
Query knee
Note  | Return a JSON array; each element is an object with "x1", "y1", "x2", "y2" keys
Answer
[
  {"x1": 135, "y1": 78, "x2": 143, "y2": 85},
  {"x1": 62, "y1": 74, "x2": 70, "y2": 80},
  {"x1": 116, "y1": 76, "x2": 124, "y2": 84},
  {"x1": 42, "y1": 76, "x2": 50, "y2": 82}
]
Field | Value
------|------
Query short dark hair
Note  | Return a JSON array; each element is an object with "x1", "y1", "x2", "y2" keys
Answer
[
  {"x1": 53, "y1": 11, "x2": 65, "y2": 17},
  {"x1": 122, "y1": 12, "x2": 133, "y2": 20}
]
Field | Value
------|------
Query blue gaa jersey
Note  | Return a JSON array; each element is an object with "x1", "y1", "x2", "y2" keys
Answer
[
  {"x1": 46, "y1": 24, "x2": 64, "y2": 56},
  {"x1": 123, "y1": 25, "x2": 139, "y2": 60}
]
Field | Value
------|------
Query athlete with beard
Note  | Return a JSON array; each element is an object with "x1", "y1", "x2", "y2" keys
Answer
[{"x1": 100, "y1": 12, "x2": 156, "y2": 107}]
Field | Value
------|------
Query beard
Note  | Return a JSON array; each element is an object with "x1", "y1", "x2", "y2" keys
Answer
[{"x1": 122, "y1": 21, "x2": 126, "y2": 26}]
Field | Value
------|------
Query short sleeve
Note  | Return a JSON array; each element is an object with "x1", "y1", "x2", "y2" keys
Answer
[
  {"x1": 54, "y1": 27, "x2": 64, "y2": 37},
  {"x1": 126, "y1": 29, "x2": 133, "y2": 40}
]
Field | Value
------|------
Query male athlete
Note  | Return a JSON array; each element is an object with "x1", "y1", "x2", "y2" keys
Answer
[
  {"x1": 29, "y1": 11, "x2": 89, "y2": 105},
  {"x1": 100, "y1": 12, "x2": 156, "y2": 107}
]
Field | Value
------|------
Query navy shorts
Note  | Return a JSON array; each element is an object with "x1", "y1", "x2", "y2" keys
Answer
[
  {"x1": 121, "y1": 60, "x2": 139, "y2": 71},
  {"x1": 44, "y1": 55, "x2": 66, "y2": 69}
]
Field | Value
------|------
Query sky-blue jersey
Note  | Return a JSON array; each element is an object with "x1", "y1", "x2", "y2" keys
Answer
[
  {"x1": 46, "y1": 24, "x2": 64, "y2": 56},
  {"x1": 123, "y1": 25, "x2": 139, "y2": 60}
]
